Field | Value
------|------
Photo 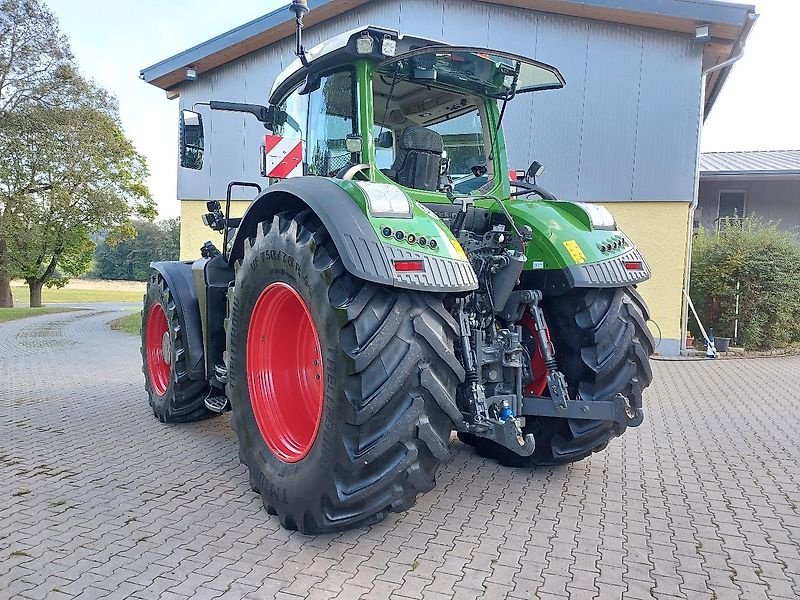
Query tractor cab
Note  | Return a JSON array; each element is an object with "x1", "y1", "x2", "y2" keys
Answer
[{"x1": 264, "y1": 27, "x2": 565, "y2": 202}]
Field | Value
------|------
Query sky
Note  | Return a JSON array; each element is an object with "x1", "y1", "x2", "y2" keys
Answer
[{"x1": 47, "y1": 0, "x2": 798, "y2": 220}]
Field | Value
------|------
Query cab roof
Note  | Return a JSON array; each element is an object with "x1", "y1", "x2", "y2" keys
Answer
[
  {"x1": 268, "y1": 26, "x2": 441, "y2": 104},
  {"x1": 267, "y1": 27, "x2": 565, "y2": 105}
]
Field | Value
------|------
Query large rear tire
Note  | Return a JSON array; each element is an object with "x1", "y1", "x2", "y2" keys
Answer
[
  {"x1": 226, "y1": 210, "x2": 463, "y2": 534},
  {"x1": 463, "y1": 286, "x2": 654, "y2": 467},
  {"x1": 141, "y1": 273, "x2": 212, "y2": 423}
]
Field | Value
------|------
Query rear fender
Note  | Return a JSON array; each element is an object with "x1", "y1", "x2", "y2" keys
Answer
[
  {"x1": 229, "y1": 177, "x2": 477, "y2": 292},
  {"x1": 149, "y1": 261, "x2": 206, "y2": 381}
]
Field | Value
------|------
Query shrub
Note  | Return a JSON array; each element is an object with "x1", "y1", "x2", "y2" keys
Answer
[{"x1": 690, "y1": 219, "x2": 800, "y2": 350}]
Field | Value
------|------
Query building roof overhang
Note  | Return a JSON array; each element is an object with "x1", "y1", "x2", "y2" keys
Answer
[
  {"x1": 700, "y1": 151, "x2": 800, "y2": 180},
  {"x1": 141, "y1": 0, "x2": 757, "y2": 115}
]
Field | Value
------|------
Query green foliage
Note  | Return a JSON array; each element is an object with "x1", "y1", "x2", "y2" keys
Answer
[
  {"x1": 0, "y1": 77, "x2": 153, "y2": 305},
  {"x1": 110, "y1": 311, "x2": 142, "y2": 335},
  {"x1": 690, "y1": 219, "x2": 800, "y2": 350},
  {"x1": 0, "y1": 0, "x2": 153, "y2": 307},
  {"x1": 0, "y1": 0, "x2": 74, "y2": 112},
  {"x1": 95, "y1": 219, "x2": 180, "y2": 281}
]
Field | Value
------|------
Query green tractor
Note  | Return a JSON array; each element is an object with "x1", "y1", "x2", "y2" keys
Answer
[{"x1": 141, "y1": 0, "x2": 654, "y2": 534}]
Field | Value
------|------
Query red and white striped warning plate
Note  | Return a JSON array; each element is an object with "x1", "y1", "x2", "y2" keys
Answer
[{"x1": 262, "y1": 135, "x2": 303, "y2": 179}]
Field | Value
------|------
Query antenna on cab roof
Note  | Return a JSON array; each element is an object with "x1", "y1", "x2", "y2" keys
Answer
[{"x1": 289, "y1": 0, "x2": 310, "y2": 67}]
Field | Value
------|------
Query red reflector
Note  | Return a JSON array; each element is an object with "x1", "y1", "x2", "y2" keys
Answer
[
  {"x1": 393, "y1": 260, "x2": 425, "y2": 272},
  {"x1": 624, "y1": 261, "x2": 643, "y2": 271}
]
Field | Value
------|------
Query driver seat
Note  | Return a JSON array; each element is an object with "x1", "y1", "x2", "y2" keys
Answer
[{"x1": 385, "y1": 126, "x2": 443, "y2": 191}]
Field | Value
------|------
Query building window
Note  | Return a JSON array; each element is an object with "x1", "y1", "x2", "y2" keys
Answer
[
  {"x1": 718, "y1": 190, "x2": 746, "y2": 220},
  {"x1": 717, "y1": 190, "x2": 747, "y2": 230}
]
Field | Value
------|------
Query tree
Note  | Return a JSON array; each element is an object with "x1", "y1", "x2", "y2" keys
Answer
[
  {"x1": 95, "y1": 219, "x2": 180, "y2": 281},
  {"x1": 0, "y1": 0, "x2": 80, "y2": 307},
  {"x1": 1, "y1": 99, "x2": 154, "y2": 306}
]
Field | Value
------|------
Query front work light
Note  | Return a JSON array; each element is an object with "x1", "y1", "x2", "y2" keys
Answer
[
  {"x1": 356, "y1": 34, "x2": 374, "y2": 54},
  {"x1": 357, "y1": 182, "x2": 412, "y2": 218},
  {"x1": 575, "y1": 202, "x2": 616, "y2": 230},
  {"x1": 381, "y1": 36, "x2": 397, "y2": 57}
]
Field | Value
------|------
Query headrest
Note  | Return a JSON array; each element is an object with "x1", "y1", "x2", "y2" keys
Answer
[{"x1": 397, "y1": 126, "x2": 443, "y2": 154}]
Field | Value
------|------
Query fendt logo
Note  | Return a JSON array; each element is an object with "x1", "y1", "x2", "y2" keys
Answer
[{"x1": 260, "y1": 134, "x2": 303, "y2": 179}]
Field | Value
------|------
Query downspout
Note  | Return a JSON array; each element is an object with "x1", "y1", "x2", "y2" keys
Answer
[{"x1": 680, "y1": 13, "x2": 757, "y2": 355}]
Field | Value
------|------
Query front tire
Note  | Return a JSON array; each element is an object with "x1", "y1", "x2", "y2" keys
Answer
[
  {"x1": 141, "y1": 273, "x2": 212, "y2": 423},
  {"x1": 226, "y1": 211, "x2": 463, "y2": 534}
]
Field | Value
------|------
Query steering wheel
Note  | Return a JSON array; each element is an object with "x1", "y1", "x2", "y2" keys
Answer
[
  {"x1": 510, "y1": 180, "x2": 557, "y2": 201},
  {"x1": 336, "y1": 163, "x2": 370, "y2": 181}
]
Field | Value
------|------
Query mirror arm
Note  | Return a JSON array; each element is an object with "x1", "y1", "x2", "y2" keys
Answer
[{"x1": 208, "y1": 101, "x2": 273, "y2": 129}]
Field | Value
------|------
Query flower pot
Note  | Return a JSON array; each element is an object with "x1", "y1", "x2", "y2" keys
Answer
[{"x1": 714, "y1": 337, "x2": 731, "y2": 353}]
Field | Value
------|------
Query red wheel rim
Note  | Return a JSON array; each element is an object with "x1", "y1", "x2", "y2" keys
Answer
[
  {"x1": 246, "y1": 282, "x2": 324, "y2": 463},
  {"x1": 521, "y1": 313, "x2": 548, "y2": 397},
  {"x1": 145, "y1": 304, "x2": 171, "y2": 396}
]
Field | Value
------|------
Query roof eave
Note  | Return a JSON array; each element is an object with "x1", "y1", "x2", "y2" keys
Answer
[
  {"x1": 141, "y1": 0, "x2": 758, "y2": 97},
  {"x1": 700, "y1": 171, "x2": 800, "y2": 179},
  {"x1": 703, "y1": 9, "x2": 759, "y2": 119}
]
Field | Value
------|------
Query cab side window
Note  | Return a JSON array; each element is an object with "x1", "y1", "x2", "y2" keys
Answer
[
  {"x1": 307, "y1": 71, "x2": 357, "y2": 176},
  {"x1": 274, "y1": 87, "x2": 308, "y2": 142}
]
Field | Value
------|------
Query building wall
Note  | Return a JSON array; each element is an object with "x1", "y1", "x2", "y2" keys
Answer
[
  {"x1": 600, "y1": 202, "x2": 690, "y2": 355},
  {"x1": 698, "y1": 178, "x2": 800, "y2": 233},
  {"x1": 174, "y1": 0, "x2": 707, "y2": 354}
]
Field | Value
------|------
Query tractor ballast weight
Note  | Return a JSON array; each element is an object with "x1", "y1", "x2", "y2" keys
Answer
[{"x1": 140, "y1": 2, "x2": 655, "y2": 534}]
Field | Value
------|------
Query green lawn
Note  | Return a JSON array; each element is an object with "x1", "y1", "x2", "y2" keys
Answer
[
  {"x1": 110, "y1": 311, "x2": 142, "y2": 335},
  {"x1": 0, "y1": 307, "x2": 78, "y2": 323},
  {"x1": 10, "y1": 285, "x2": 143, "y2": 304}
]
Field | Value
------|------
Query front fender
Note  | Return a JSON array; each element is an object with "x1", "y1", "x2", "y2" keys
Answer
[
  {"x1": 229, "y1": 177, "x2": 477, "y2": 293},
  {"x1": 497, "y1": 199, "x2": 651, "y2": 294}
]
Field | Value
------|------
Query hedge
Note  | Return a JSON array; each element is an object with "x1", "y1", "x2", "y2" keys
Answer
[{"x1": 690, "y1": 219, "x2": 800, "y2": 350}]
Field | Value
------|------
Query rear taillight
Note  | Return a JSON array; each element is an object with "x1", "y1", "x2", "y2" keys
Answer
[
  {"x1": 393, "y1": 260, "x2": 425, "y2": 272},
  {"x1": 624, "y1": 261, "x2": 643, "y2": 271}
]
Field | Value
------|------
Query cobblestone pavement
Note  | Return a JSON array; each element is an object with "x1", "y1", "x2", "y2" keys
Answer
[{"x1": 2, "y1": 307, "x2": 799, "y2": 600}]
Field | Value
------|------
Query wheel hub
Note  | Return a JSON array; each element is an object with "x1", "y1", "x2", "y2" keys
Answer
[
  {"x1": 246, "y1": 282, "x2": 324, "y2": 463},
  {"x1": 161, "y1": 331, "x2": 171, "y2": 361},
  {"x1": 145, "y1": 303, "x2": 171, "y2": 396}
]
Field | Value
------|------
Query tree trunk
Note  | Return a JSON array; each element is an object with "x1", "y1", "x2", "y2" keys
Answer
[
  {"x1": 28, "y1": 279, "x2": 44, "y2": 308},
  {"x1": 0, "y1": 273, "x2": 13, "y2": 308},
  {"x1": 0, "y1": 237, "x2": 13, "y2": 308}
]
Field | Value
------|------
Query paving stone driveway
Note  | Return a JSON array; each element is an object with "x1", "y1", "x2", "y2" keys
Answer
[{"x1": 1, "y1": 306, "x2": 799, "y2": 600}]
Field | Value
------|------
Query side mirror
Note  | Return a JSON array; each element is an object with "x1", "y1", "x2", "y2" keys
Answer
[
  {"x1": 526, "y1": 160, "x2": 545, "y2": 183},
  {"x1": 375, "y1": 130, "x2": 394, "y2": 149},
  {"x1": 471, "y1": 164, "x2": 488, "y2": 178},
  {"x1": 180, "y1": 109, "x2": 204, "y2": 170}
]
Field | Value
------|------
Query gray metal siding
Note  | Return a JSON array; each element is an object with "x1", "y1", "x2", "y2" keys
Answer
[
  {"x1": 697, "y1": 179, "x2": 800, "y2": 233},
  {"x1": 177, "y1": 0, "x2": 703, "y2": 203}
]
